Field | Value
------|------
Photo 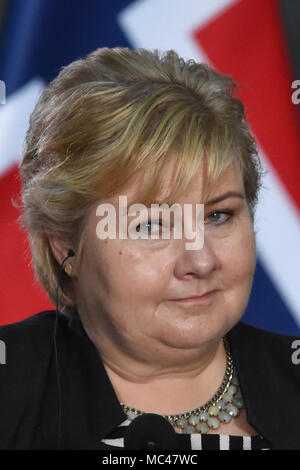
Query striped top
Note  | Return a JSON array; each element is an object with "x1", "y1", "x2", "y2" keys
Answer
[{"x1": 100, "y1": 418, "x2": 271, "y2": 450}]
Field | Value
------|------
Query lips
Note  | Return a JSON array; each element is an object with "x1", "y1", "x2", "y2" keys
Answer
[{"x1": 170, "y1": 290, "x2": 217, "y2": 301}]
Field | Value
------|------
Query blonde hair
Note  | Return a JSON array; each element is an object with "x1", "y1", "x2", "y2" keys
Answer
[{"x1": 17, "y1": 47, "x2": 264, "y2": 316}]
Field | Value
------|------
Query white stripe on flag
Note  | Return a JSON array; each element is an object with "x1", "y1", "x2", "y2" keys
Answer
[
  {"x1": 118, "y1": 0, "x2": 237, "y2": 63},
  {"x1": 0, "y1": 78, "x2": 45, "y2": 176},
  {"x1": 255, "y1": 146, "x2": 300, "y2": 327}
]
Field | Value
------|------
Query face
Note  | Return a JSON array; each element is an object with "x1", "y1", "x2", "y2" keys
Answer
[{"x1": 72, "y1": 160, "x2": 256, "y2": 356}]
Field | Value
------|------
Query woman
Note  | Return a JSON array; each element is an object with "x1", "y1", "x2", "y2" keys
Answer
[{"x1": 1, "y1": 47, "x2": 299, "y2": 450}]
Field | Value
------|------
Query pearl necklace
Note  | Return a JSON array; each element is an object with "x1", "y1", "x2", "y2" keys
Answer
[{"x1": 120, "y1": 336, "x2": 245, "y2": 434}]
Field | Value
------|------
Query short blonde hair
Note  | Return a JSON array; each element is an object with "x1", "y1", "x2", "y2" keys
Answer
[{"x1": 17, "y1": 47, "x2": 264, "y2": 316}]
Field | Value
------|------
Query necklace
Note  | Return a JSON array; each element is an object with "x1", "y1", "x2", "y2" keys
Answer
[{"x1": 120, "y1": 336, "x2": 245, "y2": 434}]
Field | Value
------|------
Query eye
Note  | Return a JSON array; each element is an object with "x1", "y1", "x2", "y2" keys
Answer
[
  {"x1": 205, "y1": 210, "x2": 234, "y2": 225},
  {"x1": 136, "y1": 219, "x2": 163, "y2": 234}
]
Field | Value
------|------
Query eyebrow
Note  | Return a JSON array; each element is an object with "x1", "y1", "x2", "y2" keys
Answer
[
  {"x1": 128, "y1": 191, "x2": 245, "y2": 210},
  {"x1": 205, "y1": 191, "x2": 245, "y2": 205}
]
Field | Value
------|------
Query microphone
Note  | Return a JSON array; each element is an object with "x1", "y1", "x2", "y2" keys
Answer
[
  {"x1": 124, "y1": 413, "x2": 179, "y2": 450},
  {"x1": 54, "y1": 248, "x2": 76, "y2": 449}
]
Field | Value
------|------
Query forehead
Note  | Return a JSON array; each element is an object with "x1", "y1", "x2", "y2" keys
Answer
[
  {"x1": 200, "y1": 162, "x2": 245, "y2": 205},
  {"x1": 107, "y1": 160, "x2": 244, "y2": 207}
]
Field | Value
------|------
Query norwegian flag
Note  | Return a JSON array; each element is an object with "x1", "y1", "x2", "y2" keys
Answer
[{"x1": 0, "y1": 0, "x2": 299, "y2": 334}]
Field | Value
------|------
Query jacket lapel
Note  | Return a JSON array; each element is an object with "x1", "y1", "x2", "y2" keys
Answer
[
  {"x1": 228, "y1": 321, "x2": 300, "y2": 450},
  {"x1": 62, "y1": 312, "x2": 127, "y2": 449}
]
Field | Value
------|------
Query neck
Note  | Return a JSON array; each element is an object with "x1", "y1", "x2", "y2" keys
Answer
[{"x1": 81, "y1": 314, "x2": 227, "y2": 416}]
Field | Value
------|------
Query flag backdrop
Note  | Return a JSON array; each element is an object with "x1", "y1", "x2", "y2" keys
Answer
[{"x1": 0, "y1": 0, "x2": 299, "y2": 334}]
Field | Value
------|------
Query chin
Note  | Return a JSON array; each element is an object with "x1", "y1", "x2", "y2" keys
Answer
[{"x1": 159, "y1": 321, "x2": 227, "y2": 350}]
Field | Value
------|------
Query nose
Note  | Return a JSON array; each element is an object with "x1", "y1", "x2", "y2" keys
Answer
[{"x1": 174, "y1": 236, "x2": 220, "y2": 279}]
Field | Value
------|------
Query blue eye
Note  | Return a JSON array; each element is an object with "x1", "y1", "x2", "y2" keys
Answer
[
  {"x1": 206, "y1": 210, "x2": 234, "y2": 225},
  {"x1": 136, "y1": 220, "x2": 163, "y2": 233}
]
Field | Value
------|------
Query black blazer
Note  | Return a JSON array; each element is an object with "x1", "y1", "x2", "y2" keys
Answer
[{"x1": 0, "y1": 310, "x2": 300, "y2": 450}]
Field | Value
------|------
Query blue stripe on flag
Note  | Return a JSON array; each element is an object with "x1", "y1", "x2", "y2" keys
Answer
[{"x1": 0, "y1": 0, "x2": 132, "y2": 96}]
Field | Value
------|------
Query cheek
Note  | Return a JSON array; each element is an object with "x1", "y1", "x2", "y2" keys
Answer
[
  {"x1": 100, "y1": 243, "x2": 175, "y2": 300},
  {"x1": 212, "y1": 222, "x2": 256, "y2": 327},
  {"x1": 217, "y1": 221, "x2": 256, "y2": 285}
]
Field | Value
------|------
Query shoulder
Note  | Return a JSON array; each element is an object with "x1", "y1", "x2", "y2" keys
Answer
[
  {"x1": 228, "y1": 322, "x2": 300, "y2": 448},
  {"x1": 0, "y1": 309, "x2": 57, "y2": 335},
  {"x1": 0, "y1": 311, "x2": 71, "y2": 449},
  {"x1": 0, "y1": 310, "x2": 67, "y2": 380},
  {"x1": 228, "y1": 320, "x2": 300, "y2": 380},
  {"x1": 229, "y1": 320, "x2": 300, "y2": 350},
  {"x1": 0, "y1": 309, "x2": 60, "y2": 348}
]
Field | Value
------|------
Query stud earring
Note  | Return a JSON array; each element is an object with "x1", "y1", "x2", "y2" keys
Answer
[{"x1": 64, "y1": 262, "x2": 73, "y2": 276}]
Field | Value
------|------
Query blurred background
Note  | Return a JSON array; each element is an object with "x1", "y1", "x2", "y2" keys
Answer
[{"x1": 0, "y1": 0, "x2": 299, "y2": 334}]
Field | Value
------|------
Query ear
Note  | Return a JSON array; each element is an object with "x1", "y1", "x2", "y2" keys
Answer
[{"x1": 47, "y1": 232, "x2": 73, "y2": 267}]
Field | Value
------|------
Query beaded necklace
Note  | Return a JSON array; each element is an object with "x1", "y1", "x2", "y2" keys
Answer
[{"x1": 120, "y1": 336, "x2": 244, "y2": 434}]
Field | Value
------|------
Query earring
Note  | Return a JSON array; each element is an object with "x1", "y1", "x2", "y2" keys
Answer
[{"x1": 64, "y1": 262, "x2": 73, "y2": 276}]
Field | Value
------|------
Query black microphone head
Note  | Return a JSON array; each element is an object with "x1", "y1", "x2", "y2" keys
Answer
[
  {"x1": 68, "y1": 249, "x2": 75, "y2": 257},
  {"x1": 124, "y1": 413, "x2": 178, "y2": 450}
]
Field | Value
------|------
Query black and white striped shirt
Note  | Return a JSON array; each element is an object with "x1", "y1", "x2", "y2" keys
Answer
[{"x1": 100, "y1": 418, "x2": 271, "y2": 450}]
